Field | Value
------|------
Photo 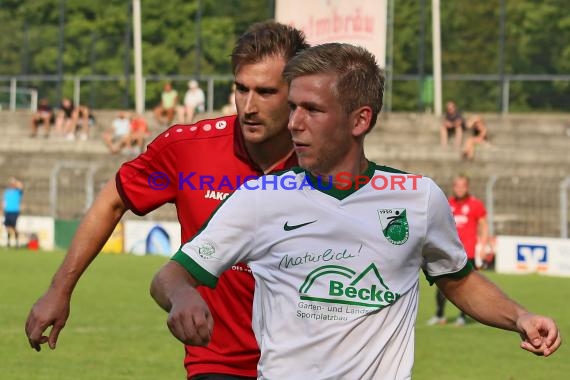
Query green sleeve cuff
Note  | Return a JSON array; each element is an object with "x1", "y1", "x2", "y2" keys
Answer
[
  {"x1": 172, "y1": 250, "x2": 218, "y2": 288},
  {"x1": 423, "y1": 260, "x2": 473, "y2": 286}
]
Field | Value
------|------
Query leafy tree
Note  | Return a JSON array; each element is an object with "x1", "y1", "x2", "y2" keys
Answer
[{"x1": 0, "y1": 0, "x2": 569, "y2": 111}]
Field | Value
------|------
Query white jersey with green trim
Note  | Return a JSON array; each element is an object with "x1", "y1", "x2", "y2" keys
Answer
[{"x1": 173, "y1": 161, "x2": 469, "y2": 380}]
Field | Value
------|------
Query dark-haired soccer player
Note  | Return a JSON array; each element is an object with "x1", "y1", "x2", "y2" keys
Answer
[{"x1": 26, "y1": 21, "x2": 309, "y2": 380}]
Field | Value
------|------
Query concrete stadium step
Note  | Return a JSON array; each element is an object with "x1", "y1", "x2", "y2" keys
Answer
[
  {"x1": 370, "y1": 158, "x2": 569, "y2": 178},
  {"x1": 367, "y1": 129, "x2": 570, "y2": 149},
  {"x1": 377, "y1": 113, "x2": 570, "y2": 135},
  {"x1": 0, "y1": 137, "x2": 110, "y2": 154},
  {"x1": 365, "y1": 143, "x2": 570, "y2": 165}
]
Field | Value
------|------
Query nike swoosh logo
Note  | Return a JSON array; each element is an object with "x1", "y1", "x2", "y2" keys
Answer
[{"x1": 283, "y1": 220, "x2": 317, "y2": 231}]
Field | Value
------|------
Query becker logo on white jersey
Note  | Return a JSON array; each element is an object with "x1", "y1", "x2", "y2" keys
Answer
[{"x1": 299, "y1": 264, "x2": 401, "y2": 308}]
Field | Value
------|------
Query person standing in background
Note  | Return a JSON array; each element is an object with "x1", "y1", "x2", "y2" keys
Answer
[
  {"x1": 428, "y1": 174, "x2": 488, "y2": 326},
  {"x1": 3, "y1": 177, "x2": 24, "y2": 248}
]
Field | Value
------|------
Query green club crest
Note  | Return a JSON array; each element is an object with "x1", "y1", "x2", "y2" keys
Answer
[{"x1": 378, "y1": 208, "x2": 409, "y2": 245}]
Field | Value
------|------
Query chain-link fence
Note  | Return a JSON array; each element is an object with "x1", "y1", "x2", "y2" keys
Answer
[
  {"x1": 18, "y1": 160, "x2": 177, "y2": 222},
  {"x1": 420, "y1": 175, "x2": 570, "y2": 238},
  {"x1": 16, "y1": 162, "x2": 570, "y2": 239}
]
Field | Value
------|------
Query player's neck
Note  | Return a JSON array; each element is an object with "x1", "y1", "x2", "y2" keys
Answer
[
  {"x1": 454, "y1": 193, "x2": 470, "y2": 201},
  {"x1": 311, "y1": 152, "x2": 369, "y2": 183},
  {"x1": 246, "y1": 131, "x2": 294, "y2": 174}
]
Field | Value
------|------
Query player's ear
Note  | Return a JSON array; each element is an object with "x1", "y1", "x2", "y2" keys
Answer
[{"x1": 351, "y1": 106, "x2": 372, "y2": 137}]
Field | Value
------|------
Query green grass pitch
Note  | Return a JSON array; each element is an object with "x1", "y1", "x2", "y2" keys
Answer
[{"x1": 1, "y1": 249, "x2": 568, "y2": 379}]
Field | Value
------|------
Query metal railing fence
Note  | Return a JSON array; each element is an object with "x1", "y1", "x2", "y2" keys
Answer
[{"x1": 1, "y1": 73, "x2": 570, "y2": 113}]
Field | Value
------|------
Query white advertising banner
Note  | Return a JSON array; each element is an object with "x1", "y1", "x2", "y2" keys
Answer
[
  {"x1": 0, "y1": 215, "x2": 55, "y2": 250},
  {"x1": 276, "y1": 0, "x2": 388, "y2": 67},
  {"x1": 495, "y1": 235, "x2": 570, "y2": 277},
  {"x1": 124, "y1": 220, "x2": 181, "y2": 257}
]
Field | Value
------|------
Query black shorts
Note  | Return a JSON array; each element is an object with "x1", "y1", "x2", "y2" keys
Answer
[
  {"x1": 446, "y1": 127, "x2": 458, "y2": 137},
  {"x1": 4, "y1": 212, "x2": 19, "y2": 227},
  {"x1": 34, "y1": 113, "x2": 55, "y2": 125},
  {"x1": 445, "y1": 115, "x2": 465, "y2": 135},
  {"x1": 445, "y1": 123, "x2": 465, "y2": 136}
]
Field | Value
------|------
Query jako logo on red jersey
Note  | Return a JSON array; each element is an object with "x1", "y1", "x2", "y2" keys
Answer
[{"x1": 204, "y1": 189, "x2": 230, "y2": 200}]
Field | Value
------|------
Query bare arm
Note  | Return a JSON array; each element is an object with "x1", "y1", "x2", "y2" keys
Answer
[
  {"x1": 478, "y1": 123, "x2": 488, "y2": 141},
  {"x1": 476, "y1": 217, "x2": 488, "y2": 263},
  {"x1": 25, "y1": 179, "x2": 128, "y2": 351},
  {"x1": 437, "y1": 271, "x2": 561, "y2": 356},
  {"x1": 151, "y1": 261, "x2": 200, "y2": 311},
  {"x1": 478, "y1": 217, "x2": 488, "y2": 245},
  {"x1": 150, "y1": 261, "x2": 213, "y2": 346}
]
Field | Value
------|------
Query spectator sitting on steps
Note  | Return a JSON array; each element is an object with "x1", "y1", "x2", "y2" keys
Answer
[
  {"x1": 128, "y1": 113, "x2": 150, "y2": 154},
  {"x1": 102, "y1": 111, "x2": 132, "y2": 154},
  {"x1": 462, "y1": 115, "x2": 489, "y2": 160},
  {"x1": 154, "y1": 82, "x2": 178, "y2": 127},
  {"x1": 30, "y1": 98, "x2": 54, "y2": 138},
  {"x1": 178, "y1": 80, "x2": 205, "y2": 123},
  {"x1": 53, "y1": 98, "x2": 92, "y2": 141},
  {"x1": 440, "y1": 100, "x2": 465, "y2": 149}
]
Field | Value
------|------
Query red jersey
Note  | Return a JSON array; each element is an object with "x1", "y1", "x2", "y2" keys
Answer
[
  {"x1": 130, "y1": 117, "x2": 149, "y2": 134},
  {"x1": 116, "y1": 115, "x2": 297, "y2": 378},
  {"x1": 448, "y1": 195, "x2": 486, "y2": 259}
]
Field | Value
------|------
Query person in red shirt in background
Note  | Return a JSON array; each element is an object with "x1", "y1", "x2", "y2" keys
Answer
[
  {"x1": 427, "y1": 174, "x2": 488, "y2": 326},
  {"x1": 25, "y1": 21, "x2": 309, "y2": 380},
  {"x1": 129, "y1": 113, "x2": 150, "y2": 154}
]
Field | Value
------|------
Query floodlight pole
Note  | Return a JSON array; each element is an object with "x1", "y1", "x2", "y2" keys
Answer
[
  {"x1": 195, "y1": 0, "x2": 203, "y2": 79},
  {"x1": 133, "y1": 0, "x2": 144, "y2": 114},
  {"x1": 56, "y1": 0, "x2": 66, "y2": 102},
  {"x1": 498, "y1": 0, "x2": 506, "y2": 113},
  {"x1": 418, "y1": 0, "x2": 426, "y2": 111},
  {"x1": 123, "y1": 2, "x2": 132, "y2": 109}
]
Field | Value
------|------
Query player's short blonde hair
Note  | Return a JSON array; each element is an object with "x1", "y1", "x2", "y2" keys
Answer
[{"x1": 282, "y1": 43, "x2": 385, "y2": 130}]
